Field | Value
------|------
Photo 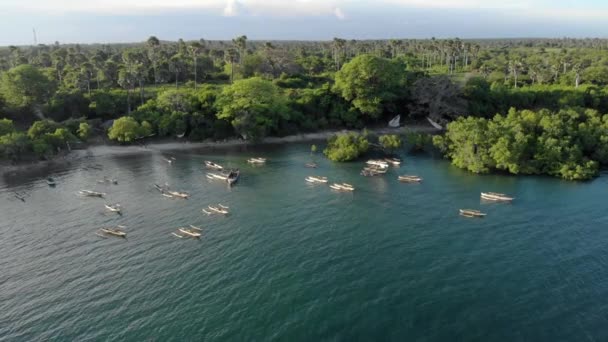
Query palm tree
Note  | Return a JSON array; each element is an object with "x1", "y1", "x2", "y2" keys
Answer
[
  {"x1": 188, "y1": 41, "x2": 203, "y2": 89},
  {"x1": 225, "y1": 48, "x2": 238, "y2": 84},
  {"x1": 146, "y1": 36, "x2": 161, "y2": 84},
  {"x1": 169, "y1": 54, "x2": 185, "y2": 89},
  {"x1": 332, "y1": 37, "x2": 346, "y2": 70},
  {"x1": 232, "y1": 35, "x2": 248, "y2": 65}
]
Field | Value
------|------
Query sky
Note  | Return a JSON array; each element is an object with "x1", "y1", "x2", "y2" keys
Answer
[{"x1": 0, "y1": 0, "x2": 607, "y2": 45}]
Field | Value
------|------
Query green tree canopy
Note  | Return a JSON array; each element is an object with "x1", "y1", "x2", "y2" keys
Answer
[
  {"x1": 324, "y1": 132, "x2": 369, "y2": 162},
  {"x1": 108, "y1": 116, "x2": 146, "y2": 143},
  {"x1": 0, "y1": 118, "x2": 15, "y2": 136},
  {"x1": 378, "y1": 134, "x2": 402, "y2": 151},
  {"x1": 216, "y1": 77, "x2": 289, "y2": 141},
  {"x1": 333, "y1": 54, "x2": 406, "y2": 118},
  {"x1": 0, "y1": 64, "x2": 54, "y2": 111}
]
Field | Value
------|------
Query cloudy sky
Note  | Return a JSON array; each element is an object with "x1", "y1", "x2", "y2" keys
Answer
[{"x1": 1, "y1": 0, "x2": 607, "y2": 45}]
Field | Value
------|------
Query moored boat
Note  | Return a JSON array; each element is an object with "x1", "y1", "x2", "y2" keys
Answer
[
  {"x1": 105, "y1": 203, "x2": 122, "y2": 213},
  {"x1": 167, "y1": 191, "x2": 189, "y2": 199},
  {"x1": 366, "y1": 160, "x2": 389, "y2": 169},
  {"x1": 330, "y1": 183, "x2": 355, "y2": 191},
  {"x1": 178, "y1": 228, "x2": 201, "y2": 238},
  {"x1": 206, "y1": 172, "x2": 228, "y2": 181},
  {"x1": 100, "y1": 227, "x2": 127, "y2": 238},
  {"x1": 384, "y1": 158, "x2": 401, "y2": 166},
  {"x1": 79, "y1": 190, "x2": 105, "y2": 197},
  {"x1": 481, "y1": 192, "x2": 514, "y2": 202},
  {"x1": 47, "y1": 177, "x2": 56, "y2": 186},
  {"x1": 305, "y1": 176, "x2": 328, "y2": 184},
  {"x1": 459, "y1": 209, "x2": 487, "y2": 218},
  {"x1": 208, "y1": 205, "x2": 229, "y2": 215},
  {"x1": 204, "y1": 161, "x2": 224, "y2": 170},
  {"x1": 227, "y1": 169, "x2": 240, "y2": 185},
  {"x1": 305, "y1": 163, "x2": 318, "y2": 168},
  {"x1": 398, "y1": 175, "x2": 422, "y2": 183},
  {"x1": 247, "y1": 157, "x2": 267, "y2": 164}
]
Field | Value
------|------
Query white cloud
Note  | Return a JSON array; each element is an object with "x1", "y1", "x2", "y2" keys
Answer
[
  {"x1": 384, "y1": 0, "x2": 532, "y2": 10},
  {"x1": 223, "y1": 0, "x2": 241, "y2": 16},
  {"x1": 334, "y1": 7, "x2": 346, "y2": 20}
]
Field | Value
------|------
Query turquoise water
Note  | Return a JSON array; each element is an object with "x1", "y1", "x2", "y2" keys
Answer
[{"x1": 2, "y1": 143, "x2": 608, "y2": 341}]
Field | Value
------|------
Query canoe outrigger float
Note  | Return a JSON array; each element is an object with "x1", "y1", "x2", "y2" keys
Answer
[
  {"x1": 459, "y1": 209, "x2": 487, "y2": 218},
  {"x1": 204, "y1": 161, "x2": 224, "y2": 170},
  {"x1": 305, "y1": 176, "x2": 328, "y2": 184},
  {"x1": 481, "y1": 192, "x2": 514, "y2": 202},
  {"x1": 79, "y1": 190, "x2": 105, "y2": 197},
  {"x1": 398, "y1": 175, "x2": 422, "y2": 183},
  {"x1": 247, "y1": 157, "x2": 267, "y2": 164},
  {"x1": 330, "y1": 183, "x2": 355, "y2": 192}
]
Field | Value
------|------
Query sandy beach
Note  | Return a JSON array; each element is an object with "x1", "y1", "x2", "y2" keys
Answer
[{"x1": 1, "y1": 124, "x2": 439, "y2": 176}]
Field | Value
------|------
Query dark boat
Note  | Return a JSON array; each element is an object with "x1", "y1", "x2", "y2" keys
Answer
[
  {"x1": 227, "y1": 169, "x2": 240, "y2": 185},
  {"x1": 47, "y1": 177, "x2": 56, "y2": 186}
]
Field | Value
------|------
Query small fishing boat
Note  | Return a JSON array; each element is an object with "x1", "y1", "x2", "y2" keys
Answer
[
  {"x1": 97, "y1": 176, "x2": 118, "y2": 185},
  {"x1": 105, "y1": 203, "x2": 122, "y2": 213},
  {"x1": 366, "y1": 160, "x2": 389, "y2": 169},
  {"x1": 227, "y1": 169, "x2": 240, "y2": 185},
  {"x1": 79, "y1": 190, "x2": 105, "y2": 197},
  {"x1": 363, "y1": 166, "x2": 388, "y2": 174},
  {"x1": 305, "y1": 176, "x2": 328, "y2": 184},
  {"x1": 459, "y1": 209, "x2": 487, "y2": 218},
  {"x1": 305, "y1": 163, "x2": 318, "y2": 168},
  {"x1": 206, "y1": 172, "x2": 228, "y2": 181},
  {"x1": 330, "y1": 183, "x2": 355, "y2": 192},
  {"x1": 168, "y1": 191, "x2": 189, "y2": 199},
  {"x1": 47, "y1": 177, "x2": 56, "y2": 186},
  {"x1": 247, "y1": 157, "x2": 267, "y2": 164},
  {"x1": 481, "y1": 192, "x2": 514, "y2": 202},
  {"x1": 398, "y1": 175, "x2": 422, "y2": 183},
  {"x1": 204, "y1": 161, "x2": 224, "y2": 170},
  {"x1": 384, "y1": 158, "x2": 401, "y2": 166},
  {"x1": 100, "y1": 227, "x2": 127, "y2": 238},
  {"x1": 208, "y1": 205, "x2": 229, "y2": 215},
  {"x1": 178, "y1": 228, "x2": 201, "y2": 238}
]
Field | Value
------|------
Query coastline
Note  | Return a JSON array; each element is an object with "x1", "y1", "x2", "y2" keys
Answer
[{"x1": 1, "y1": 124, "x2": 439, "y2": 176}]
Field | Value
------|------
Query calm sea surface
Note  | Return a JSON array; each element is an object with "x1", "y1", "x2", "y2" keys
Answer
[{"x1": 1, "y1": 143, "x2": 608, "y2": 341}]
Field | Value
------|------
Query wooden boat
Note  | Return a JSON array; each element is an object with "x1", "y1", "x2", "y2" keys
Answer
[
  {"x1": 206, "y1": 172, "x2": 228, "y2": 181},
  {"x1": 481, "y1": 192, "x2": 514, "y2": 202},
  {"x1": 178, "y1": 228, "x2": 201, "y2": 238},
  {"x1": 208, "y1": 205, "x2": 229, "y2": 215},
  {"x1": 459, "y1": 209, "x2": 487, "y2": 218},
  {"x1": 330, "y1": 183, "x2": 355, "y2": 191},
  {"x1": 305, "y1": 176, "x2": 328, "y2": 184},
  {"x1": 204, "y1": 161, "x2": 224, "y2": 170},
  {"x1": 366, "y1": 160, "x2": 389, "y2": 169},
  {"x1": 47, "y1": 177, "x2": 56, "y2": 186},
  {"x1": 305, "y1": 163, "x2": 318, "y2": 168},
  {"x1": 227, "y1": 169, "x2": 240, "y2": 185},
  {"x1": 363, "y1": 166, "x2": 388, "y2": 174},
  {"x1": 384, "y1": 158, "x2": 401, "y2": 166},
  {"x1": 79, "y1": 190, "x2": 105, "y2": 197},
  {"x1": 398, "y1": 175, "x2": 422, "y2": 183},
  {"x1": 168, "y1": 191, "x2": 189, "y2": 199},
  {"x1": 247, "y1": 157, "x2": 267, "y2": 164},
  {"x1": 105, "y1": 204, "x2": 122, "y2": 213},
  {"x1": 100, "y1": 228, "x2": 127, "y2": 238}
]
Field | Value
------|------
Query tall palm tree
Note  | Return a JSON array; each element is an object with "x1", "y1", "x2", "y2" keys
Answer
[
  {"x1": 225, "y1": 48, "x2": 238, "y2": 84},
  {"x1": 146, "y1": 36, "x2": 161, "y2": 85},
  {"x1": 188, "y1": 41, "x2": 203, "y2": 89}
]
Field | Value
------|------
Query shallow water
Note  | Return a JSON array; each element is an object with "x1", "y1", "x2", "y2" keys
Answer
[{"x1": 2, "y1": 144, "x2": 608, "y2": 341}]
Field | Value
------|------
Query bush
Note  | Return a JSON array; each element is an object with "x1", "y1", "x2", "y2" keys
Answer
[
  {"x1": 108, "y1": 116, "x2": 146, "y2": 143},
  {"x1": 78, "y1": 122, "x2": 91, "y2": 140},
  {"x1": 324, "y1": 132, "x2": 369, "y2": 162},
  {"x1": 378, "y1": 134, "x2": 402, "y2": 151}
]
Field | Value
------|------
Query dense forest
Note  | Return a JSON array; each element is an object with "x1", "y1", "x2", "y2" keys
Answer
[{"x1": 1, "y1": 37, "x2": 608, "y2": 179}]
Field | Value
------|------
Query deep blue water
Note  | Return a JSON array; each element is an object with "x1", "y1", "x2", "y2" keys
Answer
[{"x1": 1, "y1": 143, "x2": 608, "y2": 341}]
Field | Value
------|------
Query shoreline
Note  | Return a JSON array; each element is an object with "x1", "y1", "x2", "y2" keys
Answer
[{"x1": 1, "y1": 124, "x2": 439, "y2": 176}]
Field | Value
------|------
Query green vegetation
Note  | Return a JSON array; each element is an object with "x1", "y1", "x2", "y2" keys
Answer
[
  {"x1": 0, "y1": 37, "x2": 607, "y2": 179},
  {"x1": 324, "y1": 132, "x2": 369, "y2": 162},
  {"x1": 433, "y1": 107, "x2": 608, "y2": 180},
  {"x1": 378, "y1": 134, "x2": 403, "y2": 151}
]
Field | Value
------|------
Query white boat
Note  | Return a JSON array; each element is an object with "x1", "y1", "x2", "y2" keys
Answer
[
  {"x1": 204, "y1": 161, "x2": 224, "y2": 170},
  {"x1": 105, "y1": 204, "x2": 122, "y2": 213},
  {"x1": 167, "y1": 191, "x2": 189, "y2": 199},
  {"x1": 305, "y1": 163, "x2": 318, "y2": 168},
  {"x1": 384, "y1": 158, "x2": 401, "y2": 166},
  {"x1": 427, "y1": 116, "x2": 443, "y2": 130},
  {"x1": 481, "y1": 192, "x2": 514, "y2": 202},
  {"x1": 305, "y1": 176, "x2": 328, "y2": 184},
  {"x1": 247, "y1": 157, "x2": 267, "y2": 164},
  {"x1": 163, "y1": 193, "x2": 174, "y2": 199},
  {"x1": 207, "y1": 172, "x2": 228, "y2": 181},
  {"x1": 208, "y1": 205, "x2": 229, "y2": 215},
  {"x1": 388, "y1": 115, "x2": 400, "y2": 128},
  {"x1": 100, "y1": 228, "x2": 127, "y2": 238},
  {"x1": 459, "y1": 209, "x2": 487, "y2": 218},
  {"x1": 330, "y1": 183, "x2": 355, "y2": 192},
  {"x1": 79, "y1": 190, "x2": 105, "y2": 197},
  {"x1": 366, "y1": 160, "x2": 389, "y2": 169},
  {"x1": 363, "y1": 166, "x2": 388, "y2": 174},
  {"x1": 178, "y1": 228, "x2": 201, "y2": 238},
  {"x1": 398, "y1": 175, "x2": 422, "y2": 183}
]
